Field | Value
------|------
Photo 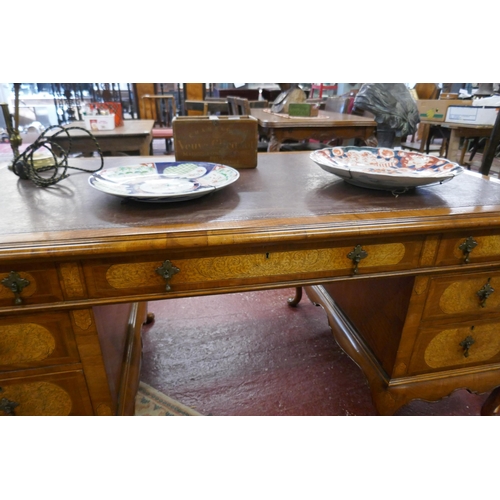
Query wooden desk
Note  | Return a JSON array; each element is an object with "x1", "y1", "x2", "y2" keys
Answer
[
  {"x1": 47, "y1": 119, "x2": 154, "y2": 156},
  {"x1": 1, "y1": 153, "x2": 500, "y2": 415},
  {"x1": 250, "y1": 108, "x2": 377, "y2": 152}
]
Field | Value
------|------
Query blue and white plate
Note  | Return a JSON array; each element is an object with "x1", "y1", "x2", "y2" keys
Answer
[
  {"x1": 88, "y1": 161, "x2": 240, "y2": 202},
  {"x1": 310, "y1": 146, "x2": 464, "y2": 192}
]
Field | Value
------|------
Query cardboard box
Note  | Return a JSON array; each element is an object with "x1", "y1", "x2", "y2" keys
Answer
[
  {"x1": 173, "y1": 115, "x2": 258, "y2": 169},
  {"x1": 445, "y1": 105, "x2": 499, "y2": 125},
  {"x1": 416, "y1": 99, "x2": 471, "y2": 122},
  {"x1": 83, "y1": 114, "x2": 115, "y2": 131}
]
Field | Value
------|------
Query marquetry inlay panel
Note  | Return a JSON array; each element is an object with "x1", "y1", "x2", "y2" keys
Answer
[
  {"x1": 71, "y1": 310, "x2": 93, "y2": 330},
  {"x1": 0, "y1": 381, "x2": 72, "y2": 416},
  {"x1": 420, "y1": 235, "x2": 440, "y2": 267},
  {"x1": 438, "y1": 276, "x2": 500, "y2": 315},
  {"x1": 424, "y1": 322, "x2": 500, "y2": 368},
  {"x1": 0, "y1": 323, "x2": 55, "y2": 365},
  {"x1": 105, "y1": 243, "x2": 406, "y2": 289},
  {"x1": 59, "y1": 263, "x2": 86, "y2": 299}
]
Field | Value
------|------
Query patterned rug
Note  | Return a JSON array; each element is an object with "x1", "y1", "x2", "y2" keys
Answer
[{"x1": 135, "y1": 382, "x2": 202, "y2": 416}]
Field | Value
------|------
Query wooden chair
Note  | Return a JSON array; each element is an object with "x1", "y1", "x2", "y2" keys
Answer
[
  {"x1": 309, "y1": 84, "x2": 338, "y2": 99},
  {"x1": 227, "y1": 96, "x2": 250, "y2": 115},
  {"x1": 141, "y1": 94, "x2": 176, "y2": 154}
]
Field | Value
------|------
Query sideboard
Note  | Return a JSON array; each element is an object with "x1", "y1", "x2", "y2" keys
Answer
[{"x1": 1, "y1": 152, "x2": 499, "y2": 415}]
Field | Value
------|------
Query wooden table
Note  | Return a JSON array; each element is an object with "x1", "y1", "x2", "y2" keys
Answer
[
  {"x1": 47, "y1": 119, "x2": 154, "y2": 156},
  {"x1": 250, "y1": 108, "x2": 377, "y2": 152},
  {"x1": 421, "y1": 118, "x2": 494, "y2": 167},
  {"x1": 1, "y1": 153, "x2": 500, "y2": 416}
]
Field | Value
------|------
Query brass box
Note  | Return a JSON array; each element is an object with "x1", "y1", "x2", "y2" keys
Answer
[{"x1": 173, "y1": 115, "x2": 258, "y2": 169}]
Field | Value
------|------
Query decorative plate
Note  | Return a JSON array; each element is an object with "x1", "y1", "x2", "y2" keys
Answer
[
  {"x1": 88, "y1": 161, "x2": 240, "y2": 202},
  {"x1": 310, "y1": 146, "x2": 464, "y2": 193}
]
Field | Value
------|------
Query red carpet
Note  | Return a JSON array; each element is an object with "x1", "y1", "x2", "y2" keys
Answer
[{"x1": 140, "y1": 288, "x2": 489, "y2": 416}]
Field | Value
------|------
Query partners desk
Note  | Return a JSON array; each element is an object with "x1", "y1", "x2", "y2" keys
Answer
[
  {"x1": 46, "y1": 119, "x2": 155, "y2": 157},
  {"x1": 250, "y1": 108, "x2": 377, "y2": 152},
  {"x1": 1, "y1": 153, "x2": 500, "y2": 416}
]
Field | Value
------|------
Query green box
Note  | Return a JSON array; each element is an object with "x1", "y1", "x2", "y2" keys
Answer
[{"x1": 288, "y1": 103, "x2": 312, "y2": 116}]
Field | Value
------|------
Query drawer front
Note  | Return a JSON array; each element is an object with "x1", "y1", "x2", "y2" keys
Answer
[
  {"x1": 0, "y1": 371, "x2": 94, "y2": 416},
  {"x1": 408, "y1": 318, "x2": 500, "y2": 375},
  {"x1": 0, "y1": 264, "x2": 64, "y2": 308},
  {"x1": 436, "y1": 230, "x2": 500, "y2": 266},
  {"x1": 83, "y1": 239, "x2": 423, "y2": 298},
  {"x1": 0, "y1": 311, "x2": 81, "y2": 372},
  {"x1": 422, "y1": 271, "x2": 500, "y2": 321}
]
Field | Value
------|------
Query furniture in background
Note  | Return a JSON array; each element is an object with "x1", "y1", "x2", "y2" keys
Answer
[
  {"x1": 2, "y1": 153, "x2": 500, "y2": 416},
  {"x1": 309, "y1": 84, "x2": 338, "y2": 99},
  {"x1": 46, "y1": 119, "x2": 154, "y2": 156},
  {"x1": 141, "y1": 95, "x2": 176, "y2": 154},
  {"x1": 250, "y1": 108, "x2": 376, "y2": 152}
]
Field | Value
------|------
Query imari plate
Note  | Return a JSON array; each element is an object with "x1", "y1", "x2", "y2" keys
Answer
[
  {"x1": 88, "y1": 161, "x2": 240, "y2": 202},
  {"x1": 310, "y1": 146, "x2": 464, "y2": 193}
]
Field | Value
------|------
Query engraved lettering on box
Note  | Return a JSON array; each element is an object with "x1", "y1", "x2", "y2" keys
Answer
[
  {"x1": 424, "y1": 323, "x2": 500, "y2": 368},
  {"x1": 106, "y1": 244, "x2": 405, "y2": 288},
  {"x1": 439, "y1": 277, "x2": 500, "y2": 314},
  {"x1": 454, "y1": 235, "x2": 500, "y2": 260},
  {"x1": 72, "y1": 310, "x2": 92, "y2": 330},
  {"x1": 0, "y1": 382, "x2": 72, "y2": 416},
  {"x1": 0, "y1": 323, "x2": 56, "y2": 365},
  {"x1": 60, "y1": 263, "x2": 85, "y2": 298}
]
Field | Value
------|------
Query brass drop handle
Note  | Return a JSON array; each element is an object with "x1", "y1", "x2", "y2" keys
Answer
[
  {"x1": 458, "y1": 236, "x2": 478, "y2": 264},
  {"x1": 476, "y1": 278, "x2": 494, "y2": 308},
  {"x1": 347, "y1": 245, "x2": 368, "y2": 275},
  {"x1": 0, "y1": 387, "x2": 19, "y2": 416},
  {"x1": 459, "y1": 334, "x2": 475, "y2": 358},
  {"x1": 1, "y1": 271, "x2": 30, "y2": 305},
  {"x1": 155, "y1": 260, "x2": 180, "y2": 291}
]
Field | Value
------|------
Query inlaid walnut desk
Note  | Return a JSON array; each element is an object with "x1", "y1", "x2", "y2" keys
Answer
[
  {"x1": 250, "y1": 108, "x2": 377, "y2": 152},
  {"x1": 1, "y1": 153, "x2": 500, "y2": 416},
  {"x1": 46, "y1": 119, "x2": 154, "y2": 156}
]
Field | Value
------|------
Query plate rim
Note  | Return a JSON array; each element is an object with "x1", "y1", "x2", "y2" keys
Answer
[{"x1": 88, "y1": 160, "x2": 240, "y2": 201}]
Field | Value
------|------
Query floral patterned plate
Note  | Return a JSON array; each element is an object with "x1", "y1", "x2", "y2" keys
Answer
[
  {"x1": 88, "y1": 161, "x2": 240, "y2": 202},
  {"x1": 310, "y1": 146, "x2": 464, "y2": 193}
]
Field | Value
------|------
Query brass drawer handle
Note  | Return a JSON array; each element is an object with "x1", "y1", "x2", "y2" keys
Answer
[
  {"x1": 458, "y1": 236, "x2": 478, "y2": 264},
  {"x1": 155, "y1": 260, "x2": 180, "y2": 291},
  {"x1": 0, "y1": 387, "x2": 19, "y2": 416},
  {"x1": 1, "y1": 271, "x2": 30, "y2": 305},
  {"x1": 477, "y1": 278, "x2": 494, "y2": 308},
  {"x1": 347, "y1": 245, "x2": 368, "y2": 275},
  {"x1": 459, "y1": 334, "x2": 475, "y2": 358}
]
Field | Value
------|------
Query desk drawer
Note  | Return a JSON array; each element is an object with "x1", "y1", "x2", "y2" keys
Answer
[
  {"x1": 436, "y1": 230, "x2": 500, "y2": 266},
  {"x1": 83, "y1": 239, "x2": 423, "y2": 298},
  {"x1": 0, "y1": 264, "x2": 64, "y2": 308},
  {"x1": 408, "y1": 318, "x2": 500, "y2": 375},
  {"x1": 422, "y1": 271, "x2": 500, "y2": 321},
  {"x1": 0, "y1": 311, "x2": 80, "y2": 372},
  {"x1": 0, "y1": 370, "x2": 94, "y2": 416}
]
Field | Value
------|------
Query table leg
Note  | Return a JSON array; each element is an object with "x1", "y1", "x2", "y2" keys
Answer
[
  {"x1": 267, "y1": 133, "x2": 281, "y2": 152},
  {"x1": 447, "y1": 129, "x2": 461, "y2": 163},
  {"x1": 140, "y1": 134, "x2": 153, "y2": 156}
]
